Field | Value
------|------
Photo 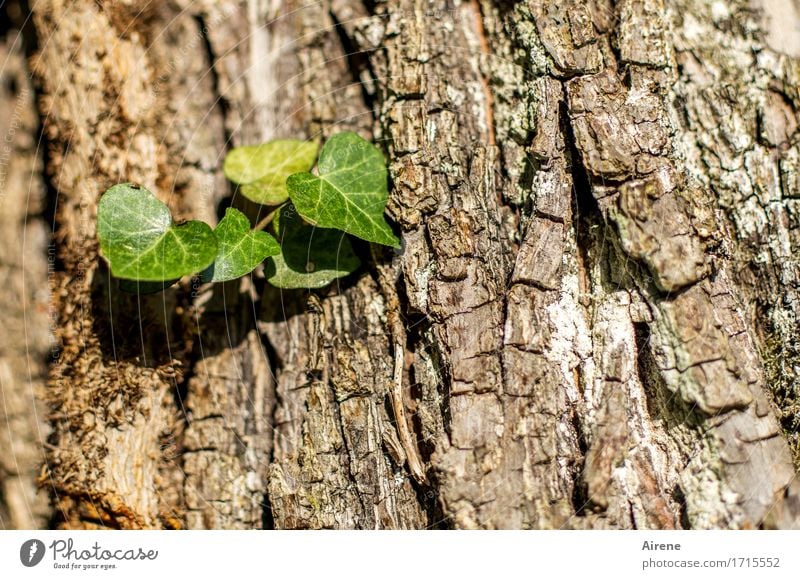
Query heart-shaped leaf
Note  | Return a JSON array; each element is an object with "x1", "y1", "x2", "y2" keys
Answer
[
  {"x1": 202, "y1": 207, "x2": 280, "y2": 282},
  {"x1": 287, "y1": 132, "x2": 399, "y2": 247},
  {"x1": 265, "y1": 206, "x2": 360, "y2": 289},
  {"x1": 224, "y1": 139, "x2": 318, "y2": 205},
  {"x1": 98, "y1": 184, "x2": 217, "y2": 281}
]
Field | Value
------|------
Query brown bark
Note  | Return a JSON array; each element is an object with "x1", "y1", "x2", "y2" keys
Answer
[
  {"x1": 0, "y1": 12, "x2": 50, "y2": 529},
  {"x1": 1, "y1": 0, "x2": 799, "y2": 529}
]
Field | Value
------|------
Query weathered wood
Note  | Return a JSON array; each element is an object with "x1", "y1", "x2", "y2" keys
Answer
[
  {"x1": 0, "y1": 21, "x2": 51, "y2": 530},
  {"x1": 30, "y1": 0, "x2": 226, "y2": 528},
  {"x1": 6, "y1": 0, "x2": 798, "y2": 530}
]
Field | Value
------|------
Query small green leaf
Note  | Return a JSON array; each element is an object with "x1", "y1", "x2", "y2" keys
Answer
[
  {"x1": 98, "y1": 184, "x2": 217, "y2": 282},
  {"x1": 266, "y1": 206, "x2": 360, "y2": 289},
  {"x1": 224, "y1": 139, "x2": 318, "y2": 205},
  {"x1": 287, "y1": 132, "x2": 399, "y2": 247},
  {"x1": 202, "y1": 207, "x2": 280, "y2": 282}
]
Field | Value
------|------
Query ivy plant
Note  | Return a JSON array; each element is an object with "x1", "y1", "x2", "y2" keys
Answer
[{"x1": 97, "y1": 132, "x2": 397, "y2": 291}]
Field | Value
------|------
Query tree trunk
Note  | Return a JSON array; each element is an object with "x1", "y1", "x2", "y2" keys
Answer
[
  {"x1": 2, "y1": 0, "x2": 800, "y2": 529},
  {"x1": 0, "y1": 10, "x2": 51, "y2": 530}
]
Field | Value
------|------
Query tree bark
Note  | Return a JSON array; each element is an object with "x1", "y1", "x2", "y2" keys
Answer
[
  {"x1": 2, "y1": 0, "x2": 799, "y2": 529},
  {"x1": 0, "y1": 9, "x2": 51, "y2": 530}
]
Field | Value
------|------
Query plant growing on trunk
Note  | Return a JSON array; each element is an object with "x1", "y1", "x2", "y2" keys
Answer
[{"x1": 97, "y1": 131, "x2": 398, "y2": 291}]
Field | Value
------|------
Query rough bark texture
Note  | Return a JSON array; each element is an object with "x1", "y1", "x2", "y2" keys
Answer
[
  {"x1": 1, "y1": 0, "x2": 799, "y2": 529},
  {"x1": 0, "y1": 11, "x2": 51, "y2": 530}
]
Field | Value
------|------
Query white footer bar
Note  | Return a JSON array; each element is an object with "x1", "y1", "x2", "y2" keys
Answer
[{"x1": 1, "y1": 530, "x2": 797, "y2": 578}]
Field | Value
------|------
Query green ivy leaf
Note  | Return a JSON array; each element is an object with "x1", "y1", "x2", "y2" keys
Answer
[
  {"x1": 202, "y1": 207, "x2": 280, "y2": 282},
  {"x1": 97, "y1": 183, "x2": 217, "y2": 282},
  {"x1": 224, "y1": 139, "x2": 318, "y2": 205},
  {"x1": 287, "y1": 132, "x2": 399, "y2": 247},
  {"x1": 266, "y1": 206, "x2": 360, "y2": 289}
]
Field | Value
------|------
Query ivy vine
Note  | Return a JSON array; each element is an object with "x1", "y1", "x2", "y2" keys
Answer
[{"x1": 97, "y1": 132, "x2": 397, "y2": 291}]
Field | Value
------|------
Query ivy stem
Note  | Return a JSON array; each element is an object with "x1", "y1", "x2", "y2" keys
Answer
[{"x1": 254, "y1": 202, "x2": 287, "y2": 231}]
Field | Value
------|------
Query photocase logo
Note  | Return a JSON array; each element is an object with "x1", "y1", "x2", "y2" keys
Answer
[{"x1": 19, "y1": 539, "x2": 46, "y2": 567}]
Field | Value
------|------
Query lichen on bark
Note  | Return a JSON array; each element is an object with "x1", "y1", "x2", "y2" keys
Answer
[{"x1": 2, "y1": 0, "x2": 798, "y2": 530}]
